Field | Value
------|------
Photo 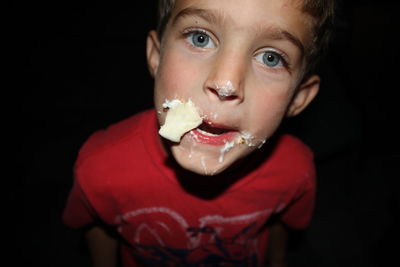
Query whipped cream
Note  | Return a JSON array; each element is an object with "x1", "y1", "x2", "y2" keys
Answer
[{"x1": 214, "y1": 80, "x2": 236, "y2": 99}]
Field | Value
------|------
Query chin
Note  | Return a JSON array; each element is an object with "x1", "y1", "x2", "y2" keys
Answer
[
  {"x1": 170, "y1": 147, "x2": 225, "y2": 176},
  {"x1": 170, "y1": 141, "x2": 252, "y2": 176}
]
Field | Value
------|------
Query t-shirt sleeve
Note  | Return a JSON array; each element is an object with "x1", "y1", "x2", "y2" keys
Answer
[
  {"x1": 62, "y1": 112, "x2": 148, "y2": 229},
  {"x1": 62, "y1": 178, "x2": 97, "y2": 228},
  {"x1": 280, "y1": 173, "x2": 316, "y2": 229}
]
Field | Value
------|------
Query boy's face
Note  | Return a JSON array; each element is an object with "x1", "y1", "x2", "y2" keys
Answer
[{"x1": 147, "y1": 0, "x2": 319, "y2": 175}]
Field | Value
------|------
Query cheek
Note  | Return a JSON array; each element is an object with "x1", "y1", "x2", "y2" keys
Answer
[
  {"x1": 157, "y1": 50, "x2": 204, "y2": 99},
  {"x1": 247, "y1": 86, "x2": 293, "y2": 137}
]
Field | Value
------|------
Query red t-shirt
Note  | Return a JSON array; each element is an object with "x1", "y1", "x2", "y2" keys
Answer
[{"x1": 63, "y1": 109, "x2": 316, "y2": 266}]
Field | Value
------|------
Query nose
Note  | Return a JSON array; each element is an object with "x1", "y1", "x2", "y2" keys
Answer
[{"x1": 204, "y1": 49, "x2": 246, "y2": 103}]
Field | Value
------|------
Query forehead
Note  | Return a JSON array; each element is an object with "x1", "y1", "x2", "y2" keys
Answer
[{"x1": 170, "y1": 0, "x2": 313, "y2": 45}]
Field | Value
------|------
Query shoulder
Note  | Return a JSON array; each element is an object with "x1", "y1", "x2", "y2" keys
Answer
[
  {"x1": 70, "y1": 109, "x2": 158, "y2": 224},
  {"x1": 73, "y1": 109, "x2": 157, "y2": 201},
  {"x1": 258, "y1": 134, "x2": 316, "y2": 188},
  {"x1": 273, "y1": 134, "x2": 314, "y2": 166},
  {"x1": 76, "y1": 109, "x2": 155, "y2": 164},
  {"x1": 73, "y1": 109, "x2": 158, "y2": 183}
]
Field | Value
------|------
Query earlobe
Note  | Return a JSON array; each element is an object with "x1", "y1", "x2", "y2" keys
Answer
[
  {"x1": 286, "y1": 75, "x2": 320, "y2": 117},
  {"x1": 146, "y1": 30, "x2": 161, "y2": 77}
]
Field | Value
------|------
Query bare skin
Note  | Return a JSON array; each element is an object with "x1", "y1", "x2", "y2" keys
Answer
[
  {"x1": 85, "y1": 226, "x2": 118, "y2": 267},
  {"x1": 268, "y1": 223, "x2": 289, "y2": 267}
]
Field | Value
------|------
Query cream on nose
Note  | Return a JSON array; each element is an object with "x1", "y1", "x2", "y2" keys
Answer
[
  {"x1": 213, "y1": 80, "x2": 236, "y2": 99},
  {"x1": 204, "y1": 48, "x2": 246, "y2": 102}
]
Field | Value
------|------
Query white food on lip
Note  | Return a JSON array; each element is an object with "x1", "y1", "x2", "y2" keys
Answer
[{"x1": 159, "y1": 99, "x2": 203, "y2": 143}]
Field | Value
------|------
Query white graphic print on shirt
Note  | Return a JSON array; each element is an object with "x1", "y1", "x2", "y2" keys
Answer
[{"x1": 115, "y1": 207, "x2": 272, "y2": 265}]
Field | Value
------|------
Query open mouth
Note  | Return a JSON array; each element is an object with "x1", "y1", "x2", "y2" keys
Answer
[
  {"x1": 196, "y1": 122, "x2": 231, "y2": 136},
  {"x1": 190, "y1": 122, "x2": 238, "y2": 145}
]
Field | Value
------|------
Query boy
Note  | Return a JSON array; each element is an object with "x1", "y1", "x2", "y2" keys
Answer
[{"x1": 63, "y1": 0, "x2": 335, "y2": 266}]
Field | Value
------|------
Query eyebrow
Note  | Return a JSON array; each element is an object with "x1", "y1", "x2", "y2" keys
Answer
[
  {"x1": 172, "y1": 7, "x2": 305, "y2": 55},
  {"x1": 172, "y1": 7, "x2": 223, "y2": 26},
  {"x1": 262, "y1": 26, "x2": 305, "y2": 56}
]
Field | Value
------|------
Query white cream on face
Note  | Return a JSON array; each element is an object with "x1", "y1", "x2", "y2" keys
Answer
[
  {"x1": 238, "y1": 131, "x2": 256, "y2": 147},
  {"x1": 162, "y1": 98, "x2": 183, "y2": 109},
  {"x1": 240, "y1": 132, "x2": 267, "y2": 150},
  {"x1": 159, "y1": 101, "x2": 266, "y2": 169},
  {"x1": 219, "y1": 140, "x2": 236, "y2": 163},
  {"x1": 217, "y1": 131, "x2": 266, "y2": 163},
  {"x1": 200, "y1": 156, "x2": 209, "y2": 175},
  {"x1": 257, "y1": 139, "x2": 266, "y2": 149},
  {"x1": 214, "y1": 80, "x2": 236, "y2": 99}
]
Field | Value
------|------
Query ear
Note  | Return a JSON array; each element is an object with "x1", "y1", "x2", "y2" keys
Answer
[
  {"x1": 146, "y1": 30, "x2": 161, "y2": 77},
  {"x1": 286, "y1": 75, "x2": 320, "y2": 117}
]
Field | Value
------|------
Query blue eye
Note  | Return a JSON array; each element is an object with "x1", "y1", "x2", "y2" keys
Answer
[
  {"x1": 192, "y1": 32, "x2": 209, "y2": 47},
  {"x1": 255, "y1": 51, "x2": 284, "y2": 68},
  {"x1": 186, "y1": 30, "x2": 215, "y2": 49},
  {"x1": 262, "y1": 52, "x2": 281, "y2": 67}
]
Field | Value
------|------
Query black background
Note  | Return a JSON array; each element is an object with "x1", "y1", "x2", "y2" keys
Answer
[{"x1": 10, "y1": 0, "x2": 399, "y2": 266}]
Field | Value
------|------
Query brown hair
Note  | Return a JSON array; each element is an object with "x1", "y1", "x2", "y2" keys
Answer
[
  {"x1": 301, "y1": 0, "x2": 336, "y2": 75},
  {"x1": 156, "y1": 0, "x2": 335, "y2": 76}
]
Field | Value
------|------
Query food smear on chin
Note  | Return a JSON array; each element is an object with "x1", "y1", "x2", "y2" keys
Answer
[
  {"x1": 200, "y1": 156, "x2": 209, "y2": 175},
  {"x1": 218, "y1": 132, "x2": 263, "y2": 163},
  {"x1": 159, "y1": 99, "x2": 203, "y2": 142},
  {"x1": 219, "y1": 140, "x2": 235, "y2": 163},
  {"x1": 238, "y1": 131, "x2": 266, "y2": 149},
  {"x1": 237, "y1": 131, "x2": 256, "y2": 147}
]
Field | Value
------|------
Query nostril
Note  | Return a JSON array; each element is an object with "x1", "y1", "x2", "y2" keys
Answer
[
  {"x1": 208, "y1": 87, "x2": 238, "y2": 100},
  {"x1": 208, "y1": 87, "x2": 220, "y2": 97},
  {"x1": 207, "y1": 83, "x2": 239, "y2": 100},
  {"x1": 221, "y1": 95, "x2": 238, "y2": 100}
]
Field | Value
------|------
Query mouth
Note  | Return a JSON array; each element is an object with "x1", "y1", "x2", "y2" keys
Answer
[
  {"x1": 190, "y1": 121, "x2": 238, "y2": 146},
  {"x1": 197, "y1": 122, "x2": 232, "y2": 135}
]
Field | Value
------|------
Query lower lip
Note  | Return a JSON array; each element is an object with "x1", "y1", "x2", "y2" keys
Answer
[{"x1": 189, "y1": 129, "x2": 237, "y2": 146}]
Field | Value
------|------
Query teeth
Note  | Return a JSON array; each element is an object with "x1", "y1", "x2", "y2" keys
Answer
[{"x1": 196, "y1": 128, "x2": 220, "y2": 136}]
